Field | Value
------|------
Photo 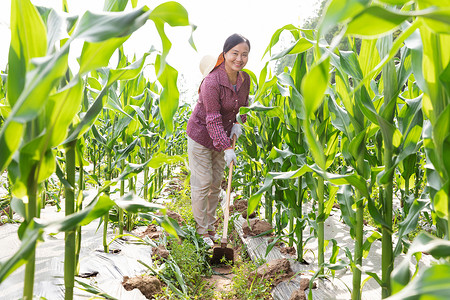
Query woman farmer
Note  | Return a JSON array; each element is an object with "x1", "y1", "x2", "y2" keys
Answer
[{"x1": 186, "y1": 33, "x2": 251, "y2": 247}]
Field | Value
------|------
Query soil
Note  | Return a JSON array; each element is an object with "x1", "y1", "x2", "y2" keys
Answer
[
  {"x1": 139, "y1": 224, "x2": 163, "y2": 239},
  {"x1": 166, "y1": 210, "x2": 185, "y2": 226},
  {"x1": 122, "y1": 275, "x2": 162, "y2": 299},
  {"x1": 289, "y1": 278, "x2": 317, "y2": 300},
  {"x1": 152, "y1": 244, "x2": 169, "y2": 260},
  {"x1": 252, "y1": 258, "x2": 294, "y2": 287},
  {"x1": 279, "y1": 246, "x2": 297, "y2": 256},
  {"x1": 230, "y1": 198, "x2": 256, "y2": 219},
  {"x1": 268, "y1": 238, "x2": 297, "y2": 256},
  {"x1": 204, "y1": 265, "x2": 235, "y2": 293},
  {"x1": 242, "y1": 219, "x2": 273, "y2": 237}
]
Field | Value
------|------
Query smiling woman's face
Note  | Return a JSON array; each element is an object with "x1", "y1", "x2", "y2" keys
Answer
[{"x1": 224, "y1": 42, "x2": 250, "y2": 74}]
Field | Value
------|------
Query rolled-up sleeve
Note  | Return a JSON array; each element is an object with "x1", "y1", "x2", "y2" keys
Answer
[{"x1": 201, "y1": 77, "x2": 231, "y2": 151}]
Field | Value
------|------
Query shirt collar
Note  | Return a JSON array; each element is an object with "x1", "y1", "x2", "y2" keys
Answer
[{"x1": 215, "y1": 62, "x2": 244, "y2": 92}]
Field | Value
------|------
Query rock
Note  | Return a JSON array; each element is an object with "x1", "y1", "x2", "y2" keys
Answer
[
  {"x1": 152, "y1": 245, "x2": 169, "y2": 260},
  {"x1": 122, "y1": 275, "x2": 161, "y2": 299},
  {"x1": 252, "y1": 258, "x2": 293, "y2": 286},
  {"x1": 242, "y1": 219, "x2": 273, "y2": 237}
]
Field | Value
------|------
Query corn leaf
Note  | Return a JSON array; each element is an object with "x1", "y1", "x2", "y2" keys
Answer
[
  {"x1": 389, "y1": 264, "x2": 450, "y2": 300},
  {"x1": 8, "y1": 0, "x2": 47, "y2": 107},
  {"x1": 0, "y1": 221, "x2": 44, "y2": 283},
  {"x1": 346, "y1": 6, "x2": 409, "y2": 38},
  {"x1": 301, "y1": 58, "x2": 330, "y2": 119},
  {"x1": 103, "y1": 0, "x2": 129, "y2": 12},
  {"x1": 319, "y1": 0, "x2": 368, "y2": 38},
  {"x1": 155, "y1": 55, "x2": 179, "y2": 135}
]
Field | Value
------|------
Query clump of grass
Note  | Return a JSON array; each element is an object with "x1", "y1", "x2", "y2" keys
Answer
[
  {"x1": 219, "y1": 258, "x2": 273, "y2": 300},
  {"x1": 165, "y1": 165, "x2": 196, "y2": 228},
  {"x1": 157, "y1": 230, "x2": 213, "y2": 299}
]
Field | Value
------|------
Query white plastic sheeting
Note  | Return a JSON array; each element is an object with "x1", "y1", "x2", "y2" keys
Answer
[{"x1": 0, "y1": 203, "x2": 154, "y2": 299}]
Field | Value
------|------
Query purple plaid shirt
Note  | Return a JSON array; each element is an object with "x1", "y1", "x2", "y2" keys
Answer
[{"x1": 187, "y1": 63, "x2": 250, "y2": 152}]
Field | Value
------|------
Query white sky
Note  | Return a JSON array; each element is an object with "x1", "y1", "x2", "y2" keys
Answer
[{"x1": 0, "y1": 0, "x2": 321, "y2": 102}]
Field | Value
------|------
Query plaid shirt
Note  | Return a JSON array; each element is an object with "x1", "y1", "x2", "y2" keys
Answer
[{"x1": 187, "y1": 62, "x2": 250, "y2": 152}]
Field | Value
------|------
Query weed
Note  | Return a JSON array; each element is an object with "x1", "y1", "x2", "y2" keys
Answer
[{"x1": 219, "y1": 258, "x2": 273, "y2": 300}]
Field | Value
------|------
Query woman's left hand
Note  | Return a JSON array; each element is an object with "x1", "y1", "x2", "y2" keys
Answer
[{"x1": 230, "y1": 123, "x2": 242, "y2": 140}]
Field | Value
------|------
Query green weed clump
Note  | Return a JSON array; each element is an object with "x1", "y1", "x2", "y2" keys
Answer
[
  {"x1": 163, "y1": 235, "x2": 213, "y2": 298},
  {"x1": 220, "y1": 259, "x2": 273, "y2": 300}
]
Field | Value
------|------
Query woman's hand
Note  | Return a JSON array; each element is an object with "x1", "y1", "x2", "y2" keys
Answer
[
  {"x1": 230, "y1": 123, "x2": 242, "y2": 140},
  {"x1": 224, "y1": 148, "x2": 237, "y2": 166}
]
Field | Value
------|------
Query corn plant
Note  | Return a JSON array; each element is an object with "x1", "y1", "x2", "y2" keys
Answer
[{"x1": 0, "y1": 0, "x2": 195, "y2": 299}]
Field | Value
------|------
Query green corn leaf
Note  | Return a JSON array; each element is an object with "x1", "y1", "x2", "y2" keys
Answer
[
  {"x1": 433, "y1": 185, "x2": 449, "y2": 219},
  {"x1": 319, "y1": 0, "x2": 368, "y2": 38},
  {"x1": 155, "y1": 55, "x2": 179, "y2": 135},
  {"x1": 46, "y1": 9, "x2": 74, "y2": 53},
  {"x1": 74, "y1": 279, "x2": 118, "y2": 300},
  {"x1": 346, "y1": 6, "x2": 410, "y2": 38},
  {"x1": 337, "y1": 185, "x2": 356, "y2": 233},
  {"x1": 433, "y1": 105, "x2": 450, "y2": 178},
  {"x1": 103, "y1": 0, "x2": 129, "y2": 12},
  {"x1": 64, "y1": 87, "x2": 108, "y2": 144},
  {"x1": 107, "y1": 52, "x2": 150, "y2": 85},
  {"x1": 301, "y1": 58, "x2": 330, "y2": 119},
  {"x1": 8, "y1": 0, "x2": 47, "y2": 107},
  {"x1": 0, "y1": 47, "x2": 69, "y2": 171},
  {"x1": 439, "y1": 60, "x2": 450, "y2": 98},
  {"x1": 113, "y1": 138, "x2": 139, "y2": 167},
  {"x1": 352, "y1": 20, "x2": 420, "y2": 98},
  {"x1": 357, "y1": 84, "x2": 379, "y2": 125},
  {"x1": 339, "y1": 50, "x2": 364, "y2": 81},
  {"x1": 262, "y1": 24, "x2": 300, "y2": 59},
  {"x1": 0, "y1": 221, "x2": 44, "y2": 283},
  {"x1": 42, "y1": 194, "x2": 116, "y2": 231},
  {"x1": 0, "y1": 121, "x2": 23, "y2": 173},
  {"x1": 248, "y1": 174, "x2": 275, "y2": 216},
  {"x1": 115, "y1": 192, "x2": 165, "y2": 213},
  {"x1": 79, "y1": 36, "x2": 129, "y2": 74},
  {"x1": 277, "y1": 72, "x2": 304, "y2": 118},
  {"x1": 328, "y1": 97, "x2": 352, "y2": 137},
  {"x1": 45, "y1": 79, "x2": 84, "y2": 146},
  {"x1": 71, "y1": 8, "x2": 151, "y2": 42},
  {"x1": 270, "y1": 38, "x2": 313, "y2": 60},
  {"x1": 388, "y1": 264, "x2": 450, "y2": 300},
  {"x1": 149, "y1": 1, "x2": 192, "y2": 75},
  {"x1": 409, "y1": 232, "x2": 450, "y2": 258},
  {"x1": 377, "y1": 0, "x2": 410, "y2": 4},
  {"x1": 303, "y1": 119, "x2": 326, "y2": 169},
  {"x1": 349, "y1": 130, "x2": 366, "y2": 161},
  {"x1": 416, "y1": 0, "x2": 450, "y2": 33},
  {"x1": 239, "y1": 103, "x2": 284, "y2": 119},
  {"x1": 149, "y1": 1, "x2": 190, "y2": 26},
  {"x1": 117, "y1": 161, "x2": 149, "y2": 181},
  {"x1": 147, "y1": 152, "x2": 184, "y2": 169},
  {"x1": 358, "y1": 39, "x2": 380, "y2": 79},
  {"x1": 362, "y1": 231, "x2": 382, "y2": 258},
  {"x1": 394, "y1": 197, "x2": 429, "y2": 256}
]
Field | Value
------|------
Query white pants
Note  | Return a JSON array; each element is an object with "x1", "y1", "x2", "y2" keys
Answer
[{"x1": 187, "y1": 137, "x2": 226, "y2": 235}]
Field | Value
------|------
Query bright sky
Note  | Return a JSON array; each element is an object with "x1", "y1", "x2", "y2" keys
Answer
[{"x1": 0, "y1": 0, "x2": 321, "y2": 102}]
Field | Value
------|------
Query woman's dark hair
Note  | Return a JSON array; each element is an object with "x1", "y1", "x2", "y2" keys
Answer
[{"x1": 223, "y1": 33, "x2": 251, "y2": 53}]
